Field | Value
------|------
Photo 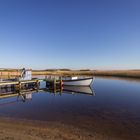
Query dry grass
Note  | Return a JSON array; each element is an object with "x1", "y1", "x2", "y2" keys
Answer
[
  {"x1": 93, "y1": 70, "x2": 140, "y2": 78},
  {"x1": 32, "y1": 70, "x2": 140, "y2": 78},
  {"x1": 1, "y1": 69, "x2": 140, "y2": 78}
]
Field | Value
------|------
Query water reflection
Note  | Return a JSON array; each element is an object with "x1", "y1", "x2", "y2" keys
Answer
[
  {"x1": 0, "y1": 83, "x2": 95, "y2": 104},
  {"x1": 63, "y1": 86, "x2": 95, "y2": 95}
]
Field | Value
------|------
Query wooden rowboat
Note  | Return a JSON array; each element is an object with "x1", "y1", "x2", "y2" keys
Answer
[{"x1": 63, "y1": 77, "x2": 93, "y2": 86}]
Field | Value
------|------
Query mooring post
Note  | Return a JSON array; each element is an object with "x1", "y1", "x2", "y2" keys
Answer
[
  {"x1": 60, "y1": 77, "x2": 63, "y2": 93},
  {"x1": 17, "y1": 81, "x2": 21, "y2": 93},
  {"x1": 36, "y1": 79, "x2": 40, "y2": 90},
  {"x1": 19, "y1": 81, "x2": 21, "y2": 90},
  {"x1": 54, "y1": 78, "x2": 56, "y2": 93},
  {"x1": 60, "y1": 77, "x2": 63, "y2": 87}
]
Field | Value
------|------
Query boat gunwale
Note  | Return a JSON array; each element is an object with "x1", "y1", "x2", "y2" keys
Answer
[{"x1": 62, "y1": 77, "x2": 93, "y2": 82}]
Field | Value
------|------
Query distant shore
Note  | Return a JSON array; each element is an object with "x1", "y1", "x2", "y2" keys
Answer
[
  {"x1": 33, "y1": 69, "x2": 140, "y2": 78},
  {"x1": 1, "y1": 69, "x2": 140, "y2": 78}
]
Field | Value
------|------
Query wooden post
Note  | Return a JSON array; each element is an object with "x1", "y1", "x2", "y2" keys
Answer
[
  {"x1": 18, "y1": 81, "x2": 21, "y2": 92},
  {"x1": 36, "y1": 79, "x2": 39, "y2": 90},
  {"x1": 60, "y1": 77, "x2": 63, "y2": 86},
  {"x1": 60, "y1": 77, "x2": 63, "y2": 93},
  {"x1": 54, "y1": 78, "x2": 56, "y2": 93}
]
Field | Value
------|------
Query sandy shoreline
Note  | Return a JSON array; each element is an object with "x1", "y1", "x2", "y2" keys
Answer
[
  {"x1": 0, "y1": 117, "x2": 102, "y2": 140},
  {"x1": 0, "y1": 116, "x2": 139, "y2": 140}
]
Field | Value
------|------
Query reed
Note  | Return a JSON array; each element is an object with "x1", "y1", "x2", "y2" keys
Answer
[
  {"x1": 32, "y1": 70, "x2": 140, "y2": 78},
  {"x1": 1, "y1": 69, "x2": 140, "y2": 78}
]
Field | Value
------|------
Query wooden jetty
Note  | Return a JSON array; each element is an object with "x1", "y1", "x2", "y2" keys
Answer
[
  {"x1": 0, "y1": 68, "x2": 62, "y2": 90},
  {"x1": 0, "y1": 78, "x2": 63, "y2": 92},
  {"x1": 0, "y1": 79, "x2": 39, "y2": 86},
  {"x1": 0, "y1": 69, "x2": 77, "y2": 100}
]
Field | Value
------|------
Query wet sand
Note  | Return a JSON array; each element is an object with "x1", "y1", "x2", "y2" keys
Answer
[
  {"x1": 0, "y1": 116, "x2": 140, "y2": 140},
  {"x1": 0, "y1": 117, "x2": 101, "y2": 140}
]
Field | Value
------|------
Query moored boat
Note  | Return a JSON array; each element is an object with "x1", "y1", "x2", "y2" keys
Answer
[{"x1": 63, "y1": 77, "x2": 93, "y2": 86}]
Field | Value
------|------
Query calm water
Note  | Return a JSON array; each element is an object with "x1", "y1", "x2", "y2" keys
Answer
[{"x1": 0, "y1": 76, "x2": 140, "y2": 139}]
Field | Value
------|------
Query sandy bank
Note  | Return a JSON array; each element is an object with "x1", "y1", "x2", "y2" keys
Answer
[
  {"x1": 0, "y1": 116, "x2": 139, "y2": 140},
  {"x1": 0, "y1": 117, "x2": 106, "y2": 140}
]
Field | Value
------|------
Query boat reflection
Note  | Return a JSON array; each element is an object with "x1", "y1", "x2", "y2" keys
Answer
[
  {"x1": 63, "y1": 86, "x2": 95, "y2": 95},
  {"x1": 0, "y1": 84, "x2": 95, "y2": 104}
]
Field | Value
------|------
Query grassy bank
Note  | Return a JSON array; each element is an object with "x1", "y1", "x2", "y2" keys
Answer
[
  {"x1": 93, "y1": 70, "x2": 140, "y2": 78},
  {"x1": 32, "y1": 70, "x2": 140, "y2": 78},
  {"x1": 1, "y1": 69, "x2": 140, "y2": 78}
]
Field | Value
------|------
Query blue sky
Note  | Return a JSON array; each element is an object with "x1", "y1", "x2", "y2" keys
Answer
[{"x1": 0, "y1": 0, "x2": 140, "y2": 70}]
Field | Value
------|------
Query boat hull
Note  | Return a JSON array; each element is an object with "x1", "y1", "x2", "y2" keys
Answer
[{"x1": 63, "y1": 78, "x2": 93, "y2": 86}]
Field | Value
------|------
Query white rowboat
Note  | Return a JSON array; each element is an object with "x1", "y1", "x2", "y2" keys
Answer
[{"x1": 63, "y1": 77, "x2": 93, "y2": 86}]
